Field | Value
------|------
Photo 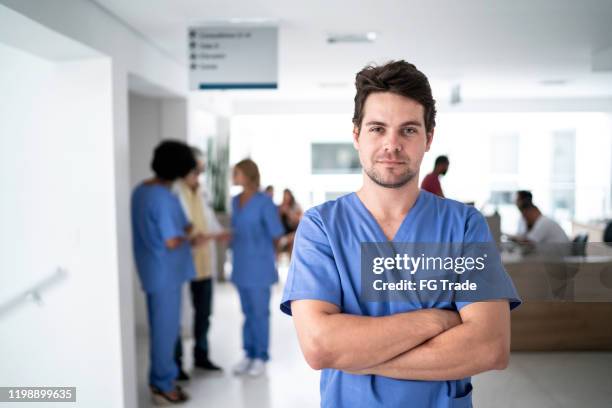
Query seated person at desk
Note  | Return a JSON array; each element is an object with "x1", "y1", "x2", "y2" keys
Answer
[
  {"x1": 514, "y1": 190, "x2": 532, "y2": 236},
  {"x1": 509, "y1": 195, "x2": 569, "y2": 245}
]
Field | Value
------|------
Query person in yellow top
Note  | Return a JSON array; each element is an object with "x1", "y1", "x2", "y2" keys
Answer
[{"x1": 173, "y1": 147, "x2": 230, "y2": 377}]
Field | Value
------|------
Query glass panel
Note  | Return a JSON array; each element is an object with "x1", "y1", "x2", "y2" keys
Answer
[
  {"x1": 311, "y1": 143, "x2": 361, "y2": 174},
  {"x1": 490, "y1": 133, "x2": 519, "y2": 174}
]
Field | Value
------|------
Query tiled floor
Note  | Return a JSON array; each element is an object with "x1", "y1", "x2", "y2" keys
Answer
[{"x1": 136, "y1": 283, "x2": 612, "y2": 407}]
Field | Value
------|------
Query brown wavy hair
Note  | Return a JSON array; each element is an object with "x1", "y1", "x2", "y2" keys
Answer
[{"x1": 352, "y1": 60, "x2": 437, "y2": 133}]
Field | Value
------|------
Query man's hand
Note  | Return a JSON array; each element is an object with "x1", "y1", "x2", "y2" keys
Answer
[
  {"x1": 291, "y1": 300, "x2": 461, "y2": 372},
  {"x1": 345, "y1": 301, "x2": 511, "y2": 381},
  {"x1": 165, "y1": 237, "x2": 183, "y2": 249},
  {"x1": 190, "y1": 233, "x2": 212, "y2": 247},
  {"x1": 214, "y1": 230, "x2": 232, "y2": 242}
]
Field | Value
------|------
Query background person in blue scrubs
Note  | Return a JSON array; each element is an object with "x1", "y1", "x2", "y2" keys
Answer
[
  {"x1": 230, "y1": 159, "x2": 284, "y2": 377},
  {"x1": 132, "y1": 140, "x2": 209, "y2": 405},
  {"x1": 281, "y1": 61, "x2": 521, "y2": 408}
]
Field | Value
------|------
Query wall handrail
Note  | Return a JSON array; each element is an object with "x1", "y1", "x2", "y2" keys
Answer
[{"x1": 0, "y1": 268, "x2": 68, "y2": 318}]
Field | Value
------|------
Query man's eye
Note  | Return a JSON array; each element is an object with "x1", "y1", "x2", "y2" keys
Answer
[
  {"x1": 369, "y1": 127, "x2": 384, "y2": 133},
  {"x1": 402, "y1": 128, "x2": 417, "y2": 135}
]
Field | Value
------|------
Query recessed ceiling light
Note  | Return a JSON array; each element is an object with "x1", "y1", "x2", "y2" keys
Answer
[
  {"x1": 318, "y1": 81, "x2": 351, "y2": 89},
  {"x1": 191, "y1": 18, "x2": 280, "y2": 26},
  {"x1": 327, "y1": 32, "x2": 378, "y2": 44},
  {"x1": 228, "y1": 18, "x2": 276, "y2": 25},
  {"x1": 539, "y1": 79, "x2": 569, "y2": 86}
]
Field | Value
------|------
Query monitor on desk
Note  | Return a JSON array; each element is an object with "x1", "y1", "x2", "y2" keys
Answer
[{"x1": 485, "y1": 213, "x2": 502, "y2": 245}]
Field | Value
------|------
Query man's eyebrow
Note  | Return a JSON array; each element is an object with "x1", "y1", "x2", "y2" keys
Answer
[
  {"x1": 363, "y1": 120, "x2": 423, "y2": 127},
  {"x1": 399, "y1": 120, "x2": 424, "y2": 127},
  {"x1": 364, "y1": 121, "x2": 387, "y2": 127}
]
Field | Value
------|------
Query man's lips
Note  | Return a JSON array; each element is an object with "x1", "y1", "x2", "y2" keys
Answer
[{"x1": 377, "y1": 159, "x2": 407, "y2": 165}]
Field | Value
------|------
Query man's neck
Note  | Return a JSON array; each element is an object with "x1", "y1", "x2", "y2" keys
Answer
[
  {"x1": 525, "y1": 211, "x2": 542, "y2": 229},
  {"x1": 145, "y1": 177, "x2": 172, "y2": 188},
  {"x1": 356, "y1": 175, "x2": 420, "y2": 219}
]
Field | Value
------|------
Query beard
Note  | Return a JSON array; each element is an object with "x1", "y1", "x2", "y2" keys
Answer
[{"x1": 364, "y1": 156, "x2": 416, "y2": 189}]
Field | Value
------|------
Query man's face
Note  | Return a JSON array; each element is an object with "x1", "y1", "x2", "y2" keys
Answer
[
  {"x1": 184, "y1": 160, "x2": 204, "y2": 189},
  {"x1": 515, "y1": 194, "x2": 526, "y2": 210},
  {"x1": 515, "y1": 197, "x2": 522, "y2": 210},
  {"x1": 353, "y1": 92, "x2": 433, "y2": 189}
]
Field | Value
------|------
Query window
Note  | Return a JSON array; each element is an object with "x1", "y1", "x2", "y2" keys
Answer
[
  {"x1": 490, "y1": 133, "x2": 519, "y2": 175},
  {"x1": 551, "y1": 130, "x2": 575, "y2": 219},
  {"x1": 311, "y1": 143, "x2": 361, "y2": 174}
]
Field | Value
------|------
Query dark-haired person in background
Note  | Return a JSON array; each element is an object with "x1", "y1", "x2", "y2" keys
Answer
[
  {"x1": 420, "y1": 155, "x2": 449, "y2": 197},
  {"x1": 514, "y1": 190, "x2": 533, "y2": 236},
  {"x1": 278, "y1": 188, "x2": 303, "y2": 257},
  {"x1": 264, "y1": 185, "x2": 275, "y2": 199},
  {"x1": 510, "y1": 190, "x2": 569, "y2": 245},
  {"x1": 131, "y1": 140, "x2": 208, "y2": 405}
]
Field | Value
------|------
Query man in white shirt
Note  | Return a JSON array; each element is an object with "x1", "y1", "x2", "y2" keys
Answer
[
  {"x1": 511, "y1": 195, "x2": 573, "y2": 299},
  {"x1": 173, "y1": 149, "x2": 231, "y2": 378},
  {"x1": 514, "y1": 190, "x2": 532, "y2": 236},
  {"x1": 510, "y1": 203, "x2": 570, "y2": 249}
]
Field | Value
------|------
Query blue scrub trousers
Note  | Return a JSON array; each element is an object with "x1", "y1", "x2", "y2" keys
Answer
[
  {"x1": 146, "y1": 286, "x2": 182, "y2": 391},
  {"x1": 237, "y1": 286, "x2": 271, "y2": 361}
]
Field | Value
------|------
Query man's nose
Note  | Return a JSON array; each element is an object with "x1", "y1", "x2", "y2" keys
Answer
[{"x1": 383, "y1": 132, "x2": 402, "y2": 152}]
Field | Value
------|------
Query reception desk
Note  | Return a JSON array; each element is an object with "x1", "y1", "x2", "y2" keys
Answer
[
  {"x1": 509, "y1": 301, "x2": 612, "y2": 351},
  {"x1": 504, "y1": 247, "x2": 612, "y2": 351}
]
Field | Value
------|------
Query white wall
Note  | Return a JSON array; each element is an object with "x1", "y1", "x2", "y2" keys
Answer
[
  {"x1": 0, "y1": 41, "x2": 123, "y2": 406},
  {"x1": 0, "y1": 0, "x2": 187, "y2": 97},
  {"x1": 129, "y1": 93, "x2": 163, "y2": 339},
  {"x1": 0, "y1": 1, "x2": 193, "y2": 406}
]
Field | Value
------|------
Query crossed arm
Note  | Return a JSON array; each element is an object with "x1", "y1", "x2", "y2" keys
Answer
[{"x1": 291, "y1": 299, "x2": 510, "y2": 381}]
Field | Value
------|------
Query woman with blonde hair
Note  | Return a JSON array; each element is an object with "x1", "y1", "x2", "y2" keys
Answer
[{"x1": 230, "y1": 159, "x2": 284, "y2": 376}]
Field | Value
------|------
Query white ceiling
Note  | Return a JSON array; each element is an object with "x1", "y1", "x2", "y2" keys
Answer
[{"x1": 95, "y1": 0, "x2": 612, "y2": 102}]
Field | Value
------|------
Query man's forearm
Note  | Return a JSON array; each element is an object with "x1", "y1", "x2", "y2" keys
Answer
[
  {"x1": 303, "y1": 308, "x2": 455, "y2": 371},
  {"x1": 348, "y1": 304, "x2": 510, "y2": 380}
]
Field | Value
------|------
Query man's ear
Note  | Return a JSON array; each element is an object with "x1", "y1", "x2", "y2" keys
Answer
[
  {"x1": 425, "y1": 128, "x2": 435, "y2": 152},
  {"x1": 352, "y1": 126, "x2": 360, "y2": 150}
]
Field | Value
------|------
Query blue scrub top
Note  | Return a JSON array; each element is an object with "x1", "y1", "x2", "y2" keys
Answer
[
  {"x1": 281, "y1": 190, "x2": 521, "y2": 408},
  {"x1": 231, "y1": 191, "x2": 285, "y2": 287},
  {"x1": 131, "y1": 183, "x2": 195, "y2": 293}
]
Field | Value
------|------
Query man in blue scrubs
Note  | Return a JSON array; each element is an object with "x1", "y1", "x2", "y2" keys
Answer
[{"x1": 280, "y1": 61, "x2": 521, "y2": 408}]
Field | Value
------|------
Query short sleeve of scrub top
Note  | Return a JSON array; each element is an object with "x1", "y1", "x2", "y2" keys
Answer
[
  {"x1": 262, "y1": 197, "x2": 285, "y2": 239},
  {"x1": 155, "y1": 194, "x2": 188, "y2": 242},
  {"x1": 132, "y1": 184, "x2": 194, "y2": 293},
  {"x1": 280, "y1": 209, "x2": 341, "y2": 315}
]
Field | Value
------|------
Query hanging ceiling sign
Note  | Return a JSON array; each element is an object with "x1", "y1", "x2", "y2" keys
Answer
[{"x1": 188, "y1": 25, "x2": 278, "y2": 90}]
